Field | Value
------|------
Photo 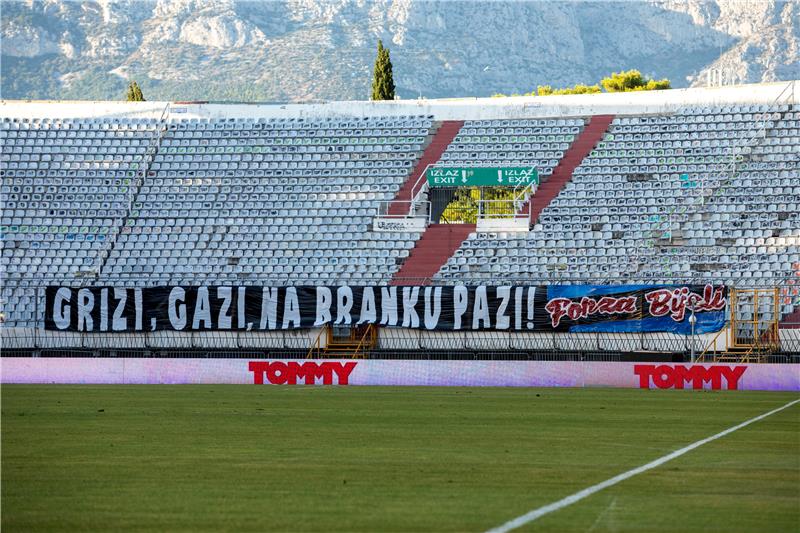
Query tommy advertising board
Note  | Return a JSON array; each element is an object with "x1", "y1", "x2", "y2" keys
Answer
[
  {"x1": 44, "y1": 284, "x2": 727, "y2": 335},
  {"x1": 2, "y1": 359, "x2": 798, "y2": 391}
]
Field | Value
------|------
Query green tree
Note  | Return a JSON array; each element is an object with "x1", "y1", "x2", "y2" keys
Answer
[
  {"x1": 126, "y1": 81, "x2": 146, "y2": 102},
  {"x1": 560, "y1": 83, "x2": 602, "y2": 95},
  {"x1": 601, "y1": 70, "x2": 670, "y2": 92},
  {"x1": 493, "y1": 71, "x2": 669, "y2": 98},
  {"x1": 371, "y1": 40, "x2": 396, "y2": 100},
  {"x1": 536, "y1": 84, "x2": 601, "y2": 96}
]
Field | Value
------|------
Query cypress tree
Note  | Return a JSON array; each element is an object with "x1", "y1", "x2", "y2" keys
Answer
[
  {"x1": 371, "y1": 40, "x2": 396, "y2": 100},
  {"x1": 126, "y1": 81, "x2": 146, "y2": 102}
]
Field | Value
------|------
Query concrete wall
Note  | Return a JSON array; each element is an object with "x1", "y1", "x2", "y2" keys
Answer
[{"x1": 2, "y1": 81, "x2": 796, "y2": 122}]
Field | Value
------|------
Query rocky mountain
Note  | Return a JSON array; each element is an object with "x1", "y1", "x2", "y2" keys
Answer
[{"x1": 1, "y1": 0, "x2": 797, "y2": 102}]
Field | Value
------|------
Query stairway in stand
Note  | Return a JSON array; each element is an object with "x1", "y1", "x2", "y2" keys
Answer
[
  {"x1": 388, "y1": 120, "x2": 464, "y2": 215},
  {"x1": 391, "y1": 115, "x2": 615, "y2": 285},
  {"x1": 391, "y1": 223, "x2": 475, "y2": 285},
  {"x1": 520, "y1": 114, "x2": 615, "y2": 225}
]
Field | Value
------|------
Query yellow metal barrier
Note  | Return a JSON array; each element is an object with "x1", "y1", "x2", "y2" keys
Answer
[
  {"x1": 306, "y1": 324, "x2": 377, "y2": 359},
  {"x1": 306, "y1": 325, "x2": 330, "y2": 359},
  {"x1": 699, "y1": 326, "x2": 729, "y2": 362},
  {"x1": 700, "y1": 288, "x2": 780, "y2": 363}
]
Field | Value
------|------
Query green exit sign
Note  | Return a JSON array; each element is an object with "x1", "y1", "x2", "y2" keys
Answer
[{"x1": 426, "y1": 167, "x2": 539, "y2": 187}]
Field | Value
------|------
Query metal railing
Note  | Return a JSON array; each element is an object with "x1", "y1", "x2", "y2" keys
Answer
[
  {"x1": 4, "y1": 326, "x2": 796, "y2": 360},
  {"x1": 306, "y1": 324, "x2": 328, "y2": 359},
  {"x1": 409, "y1": 163, "x2": 435, "y2": 209},
  {"x1": 2, "y1": 274, "x2": 795, "y2": 288},
  {"x1": 477, "y1": 199, "x2": 530, "y2": 220},
  {"x1": 376, "y1": 200, "x2": 431, "y2": 221},
  {"x1": 476, "y1": 178, "x2": 535, "y2": 220}
]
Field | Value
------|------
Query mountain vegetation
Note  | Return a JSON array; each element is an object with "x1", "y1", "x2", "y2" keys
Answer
[{"x1": 1, "y1": 1, "x2": 796, "y2": 102}]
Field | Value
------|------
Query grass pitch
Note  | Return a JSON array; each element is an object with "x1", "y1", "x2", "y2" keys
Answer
[{"x1": 2, "y1": 386, "x2": 798, "y2": 532}]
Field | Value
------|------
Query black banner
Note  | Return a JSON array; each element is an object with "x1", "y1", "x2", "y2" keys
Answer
[{"x1": 44, "y1": 284, "x2": 726, "y2": 334}]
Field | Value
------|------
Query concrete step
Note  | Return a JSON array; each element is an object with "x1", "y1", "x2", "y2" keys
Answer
[
  {"x1": 388, "y1": 120, "x2": 465, "y2": 215},
  {"x1": 391, "y1": 223, "x2": 475, "y2": 284},
  {"x1": 518, "y1": 114, "x2": 615, "y2": 225}
]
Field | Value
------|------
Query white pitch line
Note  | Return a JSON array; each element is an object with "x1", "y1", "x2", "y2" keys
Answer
[
  {"x1": 486, "y1": 398, "x2": 800, "y2": 533},
  {"x1": 586, "y1": 496, "x2": 616, "y2": 533}
]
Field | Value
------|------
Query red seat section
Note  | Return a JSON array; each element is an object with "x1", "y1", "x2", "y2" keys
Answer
[
  {"x1": 391, "y1": 223, "x2": 476, "y2": 285},
  {"x1": 520, "y1": 114, "x2": 615, "y2": 225},
  {"x1": 388, "y1": 120, "x2": 464, "y2": 215}
]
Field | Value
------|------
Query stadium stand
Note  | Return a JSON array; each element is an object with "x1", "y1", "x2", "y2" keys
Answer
[
  {"x1": 392, "y1": 223, "x2": 476, "y2": 282},
  {"x1": 522, "y1": 115, "x2": 615, "y2": 225},
  {"x1": 388, "y1": 120, "x2": 463, "y2": 215},
  {"x1": 1, "y1": 117, "x2": 161, "y2": 325},
  {"x1": 433, "y1": 104, "x2": 799, "y2": 297},
  {"x1": 102, "y1": 115, "x2": 432, "y2": 286},
  {"x1": 435, "y1": 117, "x2": 585, "y2": 180},
  {"x1": 1, "y1": 81, "x2": 798, "y2": 357},
  {"x1": 392, "y1": 116, "x2": 604, "y2": 282}
]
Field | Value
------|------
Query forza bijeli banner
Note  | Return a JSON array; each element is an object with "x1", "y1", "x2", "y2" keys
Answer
[{"x1": 45, "y1": 284, "x2": 727, "y2": 334}]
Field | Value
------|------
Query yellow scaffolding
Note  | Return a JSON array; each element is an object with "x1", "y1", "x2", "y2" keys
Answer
[
  {"x1": 700, "y1": 288, "x2": 779, "y2": 363},
  {"x1": 306, "y1": 324, "x2": 377, "y2": 359}
]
